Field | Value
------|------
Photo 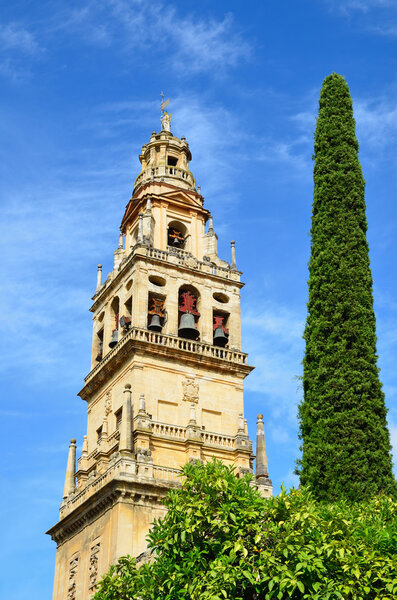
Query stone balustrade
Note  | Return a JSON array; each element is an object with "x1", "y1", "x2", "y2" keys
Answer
[
  {"x1": 134, "y1": 165, "x2": 195, "y2": 190},
  {"x1": 85, "y1": 326, "x2": 249, "y2": 384},
  {"x1": 93, "y1": 243, "x2": 240, "y2": 304},
  {"x1": 60, "y1": 457, "x2": 180, "y2": 519},
  {"x1": 151, "y1": 422, "x2": 186, "y2": 439}
]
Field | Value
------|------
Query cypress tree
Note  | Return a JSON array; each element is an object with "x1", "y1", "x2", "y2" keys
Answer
[{"x1": 298, "y1": 73, "x2": 396, "y2": 501}]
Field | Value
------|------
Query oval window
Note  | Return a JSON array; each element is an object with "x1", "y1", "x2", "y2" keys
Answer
[
  {"x1": 149, "y1": 275, "x2": 166, "y2": 287},
  {"x1": 213, "y1": 292, "x2": 229, "y2": 304}
]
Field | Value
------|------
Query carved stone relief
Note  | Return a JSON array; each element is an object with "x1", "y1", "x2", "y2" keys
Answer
[
  {"x1": 67, "y1": 556, "x2": 79, "y2": 600},
  {"x1": 184, "y1": 255, "x2": 198, "y2": 269},
  {"x1": 182, "y1": 377, "x2": 199, "y2": 404},
  {"x1": 104, "y1": 391, "x2": 112, "y2": 416},
  {"x1": 88, "y1": 542, "x2": 101, "y2": 590}
]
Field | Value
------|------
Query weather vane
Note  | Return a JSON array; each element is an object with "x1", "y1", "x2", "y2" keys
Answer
[{"x1": 160, "y1": 91, "x2": 171, "y2": 132}]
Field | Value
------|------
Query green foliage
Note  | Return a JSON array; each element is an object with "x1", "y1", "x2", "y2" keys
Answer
[
  {"x1": 93, "y1": 460, "x2": 397, "y2": 600},
  {"x1": 298, "y1": 72, "x2": 396, "y2": 500}
]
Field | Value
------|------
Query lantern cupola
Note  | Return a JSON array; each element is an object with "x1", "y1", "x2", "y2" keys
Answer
[{"x1": 134, "y1": 112, "x2": 196, "y2": 194}]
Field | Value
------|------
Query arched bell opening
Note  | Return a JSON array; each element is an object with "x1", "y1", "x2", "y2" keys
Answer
[
  {"x1": 109, "y1": 296, "x2": 120, "y2": 348},
  {"x1": 147, "y1": 293, "x2": 166, "y2": 333},
  {"x1": 178, "y1": 285, "x2": 200, "y2": 340},
  {"x1": 167, "y1": 220, "x2": 187, "y2": 249},
  {"x1": 213, "y1": 310, "x2": 229, "y2": 348},
  {"x1": 120, "y1": 295, "x2": 132, "y2": 332},
  {"x1": 94, "y1": 317, "x2": 104, "y2": 362}
]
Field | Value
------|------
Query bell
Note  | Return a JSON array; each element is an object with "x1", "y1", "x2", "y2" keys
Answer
[
  {"x1": 213, "y1": 327, "x2": 228, "y2": 347},
  {"x1": 119, "y1": 315, "x2": 131, "y2": 329},
  {"x1": 109, "y1": 330, "x2": 118, "y2": 348},
  {"x1": 148, "y1": 314, "x2": 162, "y2": 332},
  {"x1": 173, "y1": 236, "x2": 181, "y2": 247},
  {"x1": 178, "y1": 312, "x2": 198, "y2": 340}
]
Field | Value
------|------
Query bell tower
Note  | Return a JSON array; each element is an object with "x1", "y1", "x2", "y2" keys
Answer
[{"x1": 47, "y1": 111, "x2": 272, "y2": 600}]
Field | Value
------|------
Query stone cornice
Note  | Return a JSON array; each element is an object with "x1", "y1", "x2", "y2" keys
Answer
[
  {"x1": 46, "y1": 474, "x2": 176, "y2": 547},
  {"x1": 79, "y1": 327, "x2": 253, "y2": 401},
  {"x1": 90, "y1": 244, "x2": 243, "y2": 312}
]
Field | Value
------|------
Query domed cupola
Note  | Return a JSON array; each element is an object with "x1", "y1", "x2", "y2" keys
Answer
[{"x1": 133, "y1": 111, "x2": 196, "y2": 194}]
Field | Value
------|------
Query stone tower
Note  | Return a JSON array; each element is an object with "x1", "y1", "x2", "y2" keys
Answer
[{"x1": 47, "y1": 112, "x2": 272, "y2": 600}]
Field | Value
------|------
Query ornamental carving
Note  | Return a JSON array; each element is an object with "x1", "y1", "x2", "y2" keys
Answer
[
  {"x1": 184, "y1": 255, "x2": 198, "y2": 270},
  {"x1": 67, "y1": 556, "x2": 79, "y2": 600},
  {"x1": 182, "y1": 377, "x2": 199, "y2": 404},
  {"x1": 89, "y1": 542, "x2": 100, "y2": 590},
  {"x1": 104, "y1": 391, "x2": 112, "y2": 416}
]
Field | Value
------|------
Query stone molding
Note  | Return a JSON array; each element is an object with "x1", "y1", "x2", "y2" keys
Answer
[{"x1": 79, "y1": 327, "x2": 253, "y2": 400}]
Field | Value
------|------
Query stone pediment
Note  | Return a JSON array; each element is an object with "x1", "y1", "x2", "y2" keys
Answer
[
  {"x1": 121, "y1": 182, "x2": 207, "y2": 231},
  {"x1": 160, "y1": 188, "x2": 204, "y2": 210}
]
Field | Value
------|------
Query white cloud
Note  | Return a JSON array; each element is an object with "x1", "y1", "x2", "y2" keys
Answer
[
  {"x1": 243, "y1": 303, "x2": 305, "y2": 423},
  {"x1": 327, "y1": 0, "x2": 394, "y2": 14},
  {"x1": 45, "y1": 0, "x2": 250, "y2": 76},
  {"x1": 0, "y1": 22, "x2": 40, "y2": 80},
  {"x1": 355, "y1": 98, "x2": 397, "y2": 149},
  {"x1": 0, "y1": 22, "x2": 39, "y2": 54}
]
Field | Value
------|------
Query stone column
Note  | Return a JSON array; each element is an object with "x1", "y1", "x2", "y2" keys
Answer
[
  {"x1": 137, "y1": 213, "x2": 144, "y2": 244},
  {"x1": 256, "y1": 414, "x2": 269, "y2": 483},
  {"x1": 96, "y1": 264, "x2": 102, "y2": 290},
  {"x1": 119, "y1": 385, "x2": 133, "y2": 454},
  {"x1": 230, "y1": 241, "x2": 237, "y2": 270},
  {"x1": 63, "y1": 439, "x2": 77, "y2": 499}
]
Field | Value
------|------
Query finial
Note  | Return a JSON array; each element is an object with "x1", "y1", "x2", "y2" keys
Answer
[
  {"x1": 238, "y1": 413, "x2": 245, "y2": 432},
  {"x1": 208, "y1": 215, "x2": 214, "y2": 233},
  {"x1": 96, "y1": 264, "x2": 102, "y2": 290},
  {"x1": 198, "y1": 186, "x2": 201, "y2": 195},
  {"x1": 230, "y1": 240, "x2": 237, "y2": 270},
  {"x1": 146, "y1": 196, "x2": 152, "y2": 213},
  {"x1": 139, "y1": 393, "x2": 146, "y2": 413},
  {"x1": 63, "y1": 438, "x2": 77, "y2": 499},
  {"x1": 137, "y1": 213, "x2": 144, "y2": 243},
  {"x1": 189, "y1": 403, "x2": 197, "y2": 424},
  {"x1": 120, "y1": 385, "x2": 133, "y2": 454},
  {"x1": 256, "y1": 413, "x2": 269, "y2": 483},
  {"x1": 118, "y1": 230, "x2": 123, "y2": 249}
]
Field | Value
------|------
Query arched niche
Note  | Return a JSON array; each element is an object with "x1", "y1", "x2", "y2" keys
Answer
[
  {"x1": 178, "y1": 284, "x2": 200, "y2": 340},
  {"x1": 167, "y1": 220, "x2": 188, "y2": 250}
]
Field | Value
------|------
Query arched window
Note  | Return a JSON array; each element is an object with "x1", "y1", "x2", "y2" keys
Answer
[
  {"x1": 147, "y1": 293, "x2": 166, "y2": 332},
  {"x1": 109, "y1": 296, "x2": 120, "y2": 348},
  {"x1": 167, "y1": 220, "x2": 187, "y2": 249},
  {"x1": 213, "y1": 310, "x2": 229, "y2": 348},
  {"x1": 178, "y1": 285, "x2": 200, "y2": 340}
]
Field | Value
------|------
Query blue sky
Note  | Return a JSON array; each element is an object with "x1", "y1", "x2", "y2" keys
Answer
[{"x1": 1, "y1": 0, "x2": 397, "y2": 597}]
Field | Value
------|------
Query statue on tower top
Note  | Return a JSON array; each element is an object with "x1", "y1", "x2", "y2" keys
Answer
[
  {"x1": 160, "y1": 91, "x2": 171, "y2": 132},
  {"x1": 161, "y1": 111, "x2": 171, "y2": 132}
]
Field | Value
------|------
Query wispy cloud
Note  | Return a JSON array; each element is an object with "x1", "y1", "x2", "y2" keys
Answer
[
  {"x1": 327, "y1": 0, "x2": 394, "y2": 14},
  {"x1": 0, "y1": 22, "x2": 41, "y2": 80},
  {"x1": 355, "y1": 98, "x2": 397, "y2": 150},
  {"x1": 243, "y1": 303, "x2": 304, "y2": 424},
  {"x1": 0, "y1": 22, "x2": 39, "y2": 54},
  {"x1": 325, "y1": 0, "x2": 397, "y2": 37},
  {"x1": 43, "y1": 0, "x2": 250, "y2": 77}
]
